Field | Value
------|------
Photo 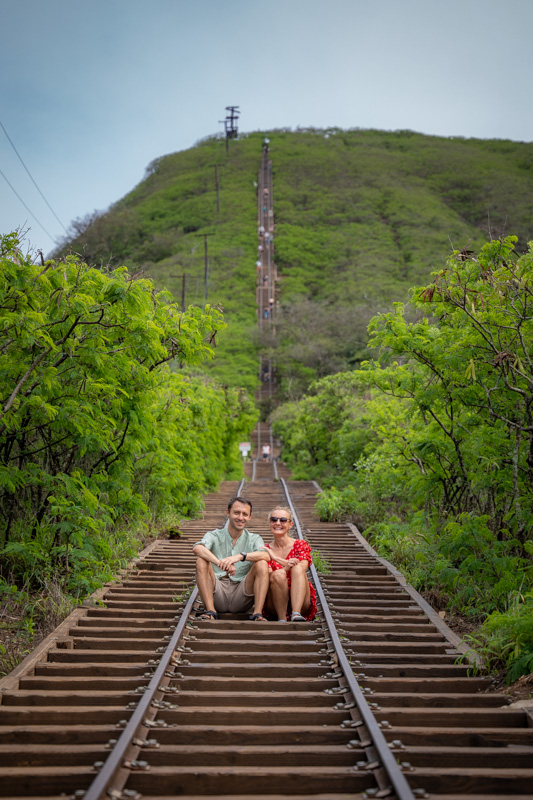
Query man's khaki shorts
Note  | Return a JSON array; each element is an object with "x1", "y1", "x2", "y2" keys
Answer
[{"x1": 213, "y1": 576, "x2": 254, "y2": 613}]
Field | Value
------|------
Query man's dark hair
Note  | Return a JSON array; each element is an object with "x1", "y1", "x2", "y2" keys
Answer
[{"x1": 227, "y1": 496, "x2": 252, "y2": 513}]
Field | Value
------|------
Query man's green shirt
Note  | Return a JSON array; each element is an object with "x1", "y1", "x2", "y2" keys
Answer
[{"x1": 194, "y1": 527, "x2": 266, "y2": 582}]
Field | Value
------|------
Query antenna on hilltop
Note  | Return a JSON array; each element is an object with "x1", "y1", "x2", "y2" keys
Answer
[
  {"x1": 225, "y1": 106, "x2": 240, "y2": 138},
  {"x1": 219, "y1": 106, "x2": 240, "y2": 154}
]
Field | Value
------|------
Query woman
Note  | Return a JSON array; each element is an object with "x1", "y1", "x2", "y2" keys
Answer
[{"x1": 264, "y1": 506, "x2": 317, "y2": 622}]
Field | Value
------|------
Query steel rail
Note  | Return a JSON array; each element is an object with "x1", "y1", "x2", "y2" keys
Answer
[
  {"x1": 280, "y1": 477, "x2": 416, "y2": 800},
  {"x1": 81, "y1": 586, "x2": 198, "y2": 800},
  {"x1": 258, "y1": 148, "x2": 267, "y2": 330},
  {"x1": 82, "y1": 481, "x2": 247, "y2": 800}
]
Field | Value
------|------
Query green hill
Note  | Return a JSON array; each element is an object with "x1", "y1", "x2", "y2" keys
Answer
[{"x1": 54, "y1": 127, "x2": 533, "y2": 395}]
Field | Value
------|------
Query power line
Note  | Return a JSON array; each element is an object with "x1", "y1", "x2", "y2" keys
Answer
[
  {"x1": 0, "y1": 118, "x2": 68, "y2": 235},
  {"x1": 0, "y1": 165, "x2": 57, "y2": 244}
]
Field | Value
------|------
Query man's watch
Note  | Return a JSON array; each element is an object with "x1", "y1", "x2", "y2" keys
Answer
[{"x1": 240, "y1": 552, "x2": 247, "y2": 562}]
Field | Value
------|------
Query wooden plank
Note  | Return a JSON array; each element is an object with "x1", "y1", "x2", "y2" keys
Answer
[
  {"x1": 0, "y1": 707, "x2": 130, "y2": 725},
  {"x1": 360, "y1": 677, "x2": 492, "y2": 692},
  {"x1": 382, "y1": 725, "x2": 533, "y2": 746},
  {"x1": 371, "y1": 692, "x2": 509, "y2": 708},
  {"x1": 0, "y1": 538, "x2": 163, "y2": 697},
  {"x1": 407, "y1": 767, "x2": 533, "y2": 793},
  {"x1": 170, "y1": 691, "x2": 337, "y2": 708},
  {"x1": 375, "y1": 707, "x2": 527, "y2": 727},
  {"x1": 0, "y1": 767, "x2": 95, "y2": 796},
  {"x1": 147, "y1": 744, "x2": 358, "y2": 767},
  {"x1": 1, "y1": 691, "x2": 136, "y2": 707},
  {"x1": 128, "y1": 766, "x2": 374, "y2": 795},
  {"x1": 34, "y1": 663, "x2": 149, "y2": 676},
  {"x1": 150, "y1": 724, "x2": 355, "y2": 746},
  {"x1": 0, "y1": 724, "x2": 116, "y2": 745},
  {"x1": 160, "y1": 706, "x2": 347, "y2": 725},
  {"x1": 0, "y1": 744, "x2": 108, "y2": 767},
  {"x1": 390, "y1": 745, "x2": 533, "y2": 768},
  {"x1": 19, "y1": 677, "x2": 149, "y2": 691}
]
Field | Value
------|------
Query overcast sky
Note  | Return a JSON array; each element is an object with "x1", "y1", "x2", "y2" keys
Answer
[{"x1": 1, "y1": 0, "x2": 532, "y2": 253}]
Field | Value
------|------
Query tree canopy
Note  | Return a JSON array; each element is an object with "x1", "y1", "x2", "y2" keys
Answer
[{"x1": 0, "y1": 232, "x2": 256, "y2": 597}]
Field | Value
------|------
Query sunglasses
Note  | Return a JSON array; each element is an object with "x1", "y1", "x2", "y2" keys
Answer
[{"x1": 270, "y1": 516, "x2": 289, "y2": 523}]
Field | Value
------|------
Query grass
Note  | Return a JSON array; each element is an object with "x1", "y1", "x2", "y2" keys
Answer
[{"x1": 0, "y1": 578, "x2": 78, "y2": 677}]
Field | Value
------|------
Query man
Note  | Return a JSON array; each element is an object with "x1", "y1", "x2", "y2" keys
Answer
[{"x1": 193, "y1": 496, "x2": 269, "y2": 621}]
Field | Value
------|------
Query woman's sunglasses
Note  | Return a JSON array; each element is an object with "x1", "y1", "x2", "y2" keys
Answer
[{"x1": 270, "y1": 516, "x2": 289, "y2": 523}]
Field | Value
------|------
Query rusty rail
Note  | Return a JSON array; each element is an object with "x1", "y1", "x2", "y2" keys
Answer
[{"x1": 281, "y1": 478, "x2": 416, "y2": 800}]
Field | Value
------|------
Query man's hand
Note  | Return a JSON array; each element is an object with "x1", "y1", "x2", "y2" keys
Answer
[{"x1": 218, "y1": 555, "x2": 239, "y2": 575}]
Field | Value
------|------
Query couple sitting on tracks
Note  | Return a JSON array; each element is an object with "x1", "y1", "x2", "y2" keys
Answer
[{"x1": 193, "y1": 496, "x2": 317, "y2": 622}]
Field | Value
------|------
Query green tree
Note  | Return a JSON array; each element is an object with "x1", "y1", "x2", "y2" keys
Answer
[
  {"x1": 362, "y1": 236, "x2": 533, "y2": 543},
  {"x1": 0, "y1": 233, "x2": 255, "y2": 594}
]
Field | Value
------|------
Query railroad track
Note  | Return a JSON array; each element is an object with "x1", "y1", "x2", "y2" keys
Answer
[
  {"x1": 257, "y1": 142, "x2": 275, "y2": 404},
  {"x1": 2, "y1": 468, "x2": 532, "y2": 799},
  {"x1": 289, "y1": 479, "x2": 533, "y2": 798},
  {"x1": 2, "y1": 146, "x2": 533, "y2": 800}
]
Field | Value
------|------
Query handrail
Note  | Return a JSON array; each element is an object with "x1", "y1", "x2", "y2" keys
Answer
[{"x1": 280, "y1": 478, "x2": 416, "y2": 800}]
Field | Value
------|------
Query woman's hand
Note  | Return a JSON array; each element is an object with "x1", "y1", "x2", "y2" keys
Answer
[{"x1": 285, "y1": 557, "x2": 299, "y2": 570}]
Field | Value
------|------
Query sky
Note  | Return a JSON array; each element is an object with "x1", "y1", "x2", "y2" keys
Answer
[{"x1": 1, "y1": 0, "x2": 532, "y2": 253}]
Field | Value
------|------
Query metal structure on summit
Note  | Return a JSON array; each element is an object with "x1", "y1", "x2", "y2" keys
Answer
[
  {"x1": 219, "y1": 105, "x2": 240, "y2": 153},
  {"x1": 225, "y1": 106, "x2": 240, "y2": 138}
]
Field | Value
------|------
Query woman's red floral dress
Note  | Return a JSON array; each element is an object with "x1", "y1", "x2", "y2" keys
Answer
[{"x1": 266, "y1": 539, "x2": 317, "y2": 621}]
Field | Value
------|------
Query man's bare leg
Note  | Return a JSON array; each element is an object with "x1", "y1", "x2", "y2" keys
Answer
[
  {"x1": 195, "y1": 558, "x2": 218, "y2": 619},
  {"x1": 245, "y1": 560, "x2": 269, "y2": 616}
]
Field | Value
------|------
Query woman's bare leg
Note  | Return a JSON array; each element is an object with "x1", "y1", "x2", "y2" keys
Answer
[
  {"x1": 269, "y1": 569, "x2": 290, "y2": 620},
  {"x1": 289, "y1": 562, "x2": 311, "y2": 616}
]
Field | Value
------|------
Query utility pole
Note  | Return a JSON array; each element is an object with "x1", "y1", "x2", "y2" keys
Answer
[
  {"x1": 214, "y1": 164, "x2": 220, "y2": 212},
  {"x1": 170, "y1": 274, "x2": 187, "y2": 311},
  {"x1": 218, "y1": 119, "x2": 229, "y2": 154},
  {"x1": 195, "y1": 233, "x2": 215, "y2": 307}
]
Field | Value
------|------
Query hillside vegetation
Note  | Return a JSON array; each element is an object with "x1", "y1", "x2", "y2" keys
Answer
[{"x1": 55, "y1": 127, "x2": 533, "y2": 396}]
